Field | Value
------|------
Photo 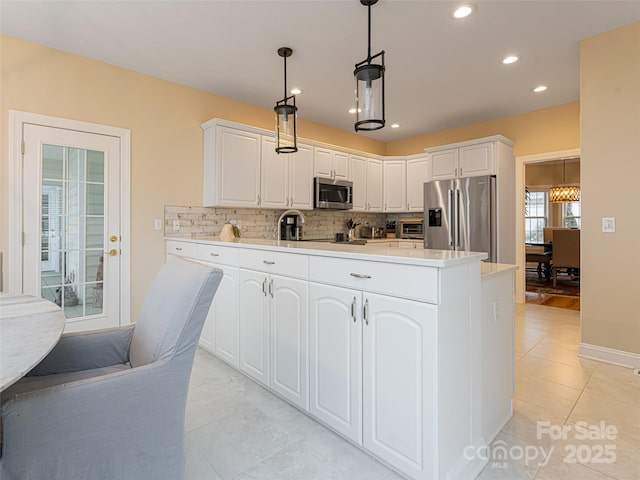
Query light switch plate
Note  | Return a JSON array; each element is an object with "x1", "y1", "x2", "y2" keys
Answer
[
  {"x1": 154, "y1": 219, "x2": 162, "y2": 231},
  {"x1": 602, "y1": 217, "x2": 615, "y2": 233}
]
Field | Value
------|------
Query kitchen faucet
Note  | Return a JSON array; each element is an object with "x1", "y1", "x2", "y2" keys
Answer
[{"x1": 276, "y1": 209, "x2": 306, "y2": 240}]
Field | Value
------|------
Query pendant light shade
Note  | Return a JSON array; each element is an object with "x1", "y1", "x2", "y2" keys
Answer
[
  {"x1": 274, "y1": 47, "x2": 298, "y2": 154},
  {"x1": 354, "y1": 0, "x2": 385, "y2": 132},
  {"x1": 549, "y1": 159, "x2": 580, "y2": 203}
]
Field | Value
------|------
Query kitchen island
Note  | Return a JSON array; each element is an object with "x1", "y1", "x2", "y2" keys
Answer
[{"x1": 166, "y1": 237, "x2": 516, "y2": 480}]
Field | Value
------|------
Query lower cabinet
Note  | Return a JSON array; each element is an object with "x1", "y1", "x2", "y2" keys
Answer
[
  {"x1": 239, "y1": 268, "x2": 308, "y2": 410},
  {"x1": 213, "y1": 266, "x2": 239, "y2": 367},
  {"x1": 309, "y1": 282, "x2": 437, "y2": 478}
]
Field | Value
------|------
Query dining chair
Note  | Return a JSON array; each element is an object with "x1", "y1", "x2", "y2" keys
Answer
[
  {"x1": 0, "y1": 256, "x2": 223, "y2": 480},
  {"x1": 551, "y1": 229, "x2": 580, "y2": 288}
]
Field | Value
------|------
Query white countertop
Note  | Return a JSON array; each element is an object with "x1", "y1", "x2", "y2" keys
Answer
[
  {"x1": 480, "y1": 262, "x2": 519, "y2": 277},
  {"x1": 166, "y1": 236, "x2": 489, "y2": 268}
]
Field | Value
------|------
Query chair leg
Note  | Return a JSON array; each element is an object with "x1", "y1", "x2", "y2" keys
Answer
[
  {"x1": 553, "y1": 267, "x2": 557, "y2": 288},
  {"x1": 537, "y1": 262, "x2": 543, "y2": 279}
]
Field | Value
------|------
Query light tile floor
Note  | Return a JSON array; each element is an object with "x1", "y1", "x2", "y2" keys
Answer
[{"x1": 185, "y1": 303, "x2": 640, "y2": 480}]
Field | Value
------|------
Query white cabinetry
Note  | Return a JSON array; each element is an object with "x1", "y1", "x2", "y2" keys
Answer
[
  {"x1": 238, "y1": 251, "x2": 309, "y2": 409},
  {"x1": 351, "y1": 155, "x2": 383, "y2": 212},
  {"x1": 314, "y1": 147, "x2": 349, "y2": 180},
  {"x1": 383, "y1": 159, "x2": 406, "y2": 212},
  {"x1": 261, "y1": 137, "x2": 313, "y2": 210},
  {"x1": 406, "y1": 155, "x2": 428, "y2": 212},
  {"x1": 203, "y1": 124, "x2": 261, "y2": 207},
  {"x1": 428, "y1": 141, "x2": 495, "y2": 180},
  {"x1": 309, "y1": 283, "x2": 362, "y2": 443},
  {"x1": 363, "y1": 293, "x2": 437, "y2": 478}
]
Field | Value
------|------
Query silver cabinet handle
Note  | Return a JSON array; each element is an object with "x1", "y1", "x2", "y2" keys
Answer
[
  {"x1": 257, "y1": 194, "x2": 261, "y2": 205},
  {"x1": 175, "y1": 247, "x2": 182, "y2": 251},
  {"x1": 263, "y1": 260, "x2": 275, "y2": 265},
  {"x1": 269, "y1": 278, "x2": 274, "y2": 298},
  {"x1": 209, "y1": 253, "x2": 219, "y2": 257},
  {"x1": 350, "y1": 273, "x2": 372, "y2": 279},
  {"x1": 351, "y1": 297, "x2": 357, "y2": 322},
  {"x1": 262, "y1": 278, "x2": 267, "y2": 296},
  {"x1": 363, "y1": 298, "x2": 369, "y2": 326}
]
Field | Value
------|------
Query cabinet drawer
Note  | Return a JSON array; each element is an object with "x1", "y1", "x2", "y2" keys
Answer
[
  {"x1": 166, "y1": 240, "x2": 197, "y2": 258},
  {"x1": 309, "y1": 256, "x2": 438, "y2": 304},
  {"x1": 195, "y1": 243, "x2": 239, "y2": 267},
  {"x1": 239, "y1": 249, "x2": 308, "y2": 279}
]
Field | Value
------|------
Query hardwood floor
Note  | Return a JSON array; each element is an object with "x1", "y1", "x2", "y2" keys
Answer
[{"x1": 525, "y1": 291, "x2": 580, "y2": 311}]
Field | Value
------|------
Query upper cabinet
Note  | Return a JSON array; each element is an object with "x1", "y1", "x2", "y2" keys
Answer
[
  {"x1": 406, "y1": 156, "x2": 428, "y2": 212},
  {"x1": 383, "y1": 159, "x2": 406, "y2": 213},
  {"x1": 351, "y1": 155, "x2": 383, "y2": 212},
  {"x1": 261, "y1": 137, "x2": 314, "y2": 210},
  {"x1": 202, "y1": 119, "x2": 313, "y2": 210},
  {"x1": 427, "y1": 140, "x2": 496, "y2": 180},
  {"x1": 314, "y1": 147, "x2": 349, "y2": 180},
  {"x1": 203, "y1": 124, "x2": 261, "y2": 207}
]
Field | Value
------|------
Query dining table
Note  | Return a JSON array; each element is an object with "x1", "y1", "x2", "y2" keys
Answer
[{"x1": 0, "y1": 293, "x2": 66, "y2": 392}]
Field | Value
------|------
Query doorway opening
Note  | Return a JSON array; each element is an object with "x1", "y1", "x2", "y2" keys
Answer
[{"x1": 514, "y1": 149, "x2": 580, "y2": 311}]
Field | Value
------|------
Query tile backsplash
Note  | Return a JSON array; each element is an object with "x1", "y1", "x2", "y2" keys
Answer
[{"x1": 164, "y1": 206, "x2": 395, "y2": 240}]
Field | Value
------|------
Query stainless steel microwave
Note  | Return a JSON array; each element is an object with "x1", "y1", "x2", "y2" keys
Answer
[{"x1": 314, "y1": 177, "x2": 353, "y2": 210}]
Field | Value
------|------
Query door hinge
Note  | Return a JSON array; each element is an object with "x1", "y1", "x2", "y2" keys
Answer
[{"x1": 20, "y1": 141, "x2": 25, "y2": 155}]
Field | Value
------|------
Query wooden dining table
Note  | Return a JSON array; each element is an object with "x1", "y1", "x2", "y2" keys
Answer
[{"x1": 0, "y1": 293, "x2": 66, "y2": 392}]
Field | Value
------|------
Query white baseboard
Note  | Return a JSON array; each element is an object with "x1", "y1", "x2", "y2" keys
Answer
[
  {"x1": 447, "y1": 437, "x2": 488, "y2": 480},
  {"x1": 579, "y1": 343, "x2": 640, "y2": 369}
]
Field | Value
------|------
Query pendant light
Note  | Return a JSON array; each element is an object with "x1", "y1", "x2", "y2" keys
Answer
[
  {"x1": 274, "y1": 47, "x2": 298, "y2": 154},
  {"x1": 549, "y1": 159, "x2": 580, "y2": 203},
  {"x1": 354, "y1": 0, "x2": 385, "y2": 132}
]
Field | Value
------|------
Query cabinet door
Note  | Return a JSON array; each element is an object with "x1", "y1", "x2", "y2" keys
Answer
[
  {"x1": 200, "y1": 301, "x2": 216, "y2": 354},
  {"x1": 383, "y1": 160, "x2": 406, "y2": 212},
  {"x1": 459, "y1": 142, "x2": 494, "y2": 177},
  {"x1": 215, "y1": 126, "x2": 261, "y2": 207},
  {"x1": 289, "y1": 143, "x2": 314, "y2": 210},
  {"x1": 350, "y1": 155, "x2": 367, "y2": 212},
  {"x1": 269, "y1": 275, "x2": 309, "y2": 410},
  {"x1": 260, "y1": 136, "x2": 289, "y2": 209},
  {"x1": 239, "y1": 269, "x2": 269, "y2": 386},
  {"x1": 214, "y1": 266, "x2": 240, "y2": 368},
  {"x1": 366, "y1": 158, "x2": 384, "y2": 212},
  {"x1": 333, "y1": 151, "x2": 350, "y2": 180},
  {"x1": 362, "y1": 293, "x2": 437, "y2": 479},
  {"x1": 309, "y1": 283, "x2": 362, "y2": 444},
  {"x1": 314, "y1": 147, "x2": 333, "y2": 178},
  {"x1": 406, "y1": 157, "x2": 428, "y2": 212},
  {"x1": 429, "y1": 148, "x2": 458, "y2": 180}
]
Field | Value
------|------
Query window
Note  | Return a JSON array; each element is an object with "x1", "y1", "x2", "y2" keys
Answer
[
  {"x1": 525, "y1": 190, "x2": 548, "y2": 243},
  {"x1": 563, "y1": 201, "x2": 581, "y2": 228}
]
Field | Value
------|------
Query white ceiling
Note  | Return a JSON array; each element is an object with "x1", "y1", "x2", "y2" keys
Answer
[{"x1": 2, "y1": 0, "x2": 640, "y2": 142}]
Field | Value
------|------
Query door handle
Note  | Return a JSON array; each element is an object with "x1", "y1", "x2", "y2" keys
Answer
[
  {"x1": 109, "y1": 235, "x2": 119, "y2": 242},
  {"x1": 363, "y1": 298, "x2": 369, "y2": 326},
  {"x1": 105, "y1": 249, "x2": 118, "y2": 256},
  {"x1": 269, "y1": 278, "x2": 274, "y2": 298},
  {"x1": 350, "y1": 273, "x2": 372, "y2": 279},
  {"x1": 262, "y1": 278, "x2": 267, "y2": 296},
  {"x1": 456, "y1": 189, "x2": 462, "y2": 248},
  {"x1": 447, "y1": 189, "x2": 454, "y2": 247},
  {"x1": 263, "y1": 260, "x2": 275, "y2": 265},
  {"x1": 351, "y1": 296, "x2": 357, "y2": 322}
]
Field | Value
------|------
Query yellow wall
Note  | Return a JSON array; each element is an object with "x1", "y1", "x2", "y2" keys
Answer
[
  {"x1": 386, "y1": 102, "x2": 580, "y2": 157},
  {"x1": 580, "y1": 22, "x2": 640, "y2": 355},
  {"x1": 0, "y1": 35, "x2": 385, "y2": 320}
]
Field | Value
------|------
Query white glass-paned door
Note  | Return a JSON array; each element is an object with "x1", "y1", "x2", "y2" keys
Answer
[{"x1": 23, "y1": 124, "x2": 121, "y2": 331}]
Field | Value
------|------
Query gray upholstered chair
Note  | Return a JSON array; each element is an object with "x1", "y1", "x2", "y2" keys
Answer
[{"x1": 0, "y1": 256, "x2": 223, "y2": 480}]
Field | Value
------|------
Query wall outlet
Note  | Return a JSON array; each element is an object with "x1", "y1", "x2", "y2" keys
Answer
[
  {"x1": 154, "y1": 219, "x2": 162, "y2": 231},
  {"x1": 602, "y1": 217, "x2": 615, "y2": 233},
  {"x1": 172, "y1": 219, "x2": 180, "y2": 231}
]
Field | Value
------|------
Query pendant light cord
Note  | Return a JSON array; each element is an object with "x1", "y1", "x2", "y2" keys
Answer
[
  {"x1": 367, "y1": 3, "x2": 372, "y2": 62},
  {"x1": 283, "y1": 55, "x2": 287, "y2": 100}
]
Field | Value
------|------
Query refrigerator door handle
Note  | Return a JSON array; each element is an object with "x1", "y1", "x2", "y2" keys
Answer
[
  {"x1": 448, "y1": 188, "x2": 454, "y2": 247},
  {"x1": 456, "y1": 189, "x2": 462, "y2": 248}
]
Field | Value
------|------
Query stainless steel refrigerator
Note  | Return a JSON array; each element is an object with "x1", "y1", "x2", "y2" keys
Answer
[{"x1": 423, "y1": 175, "x2": 497, "y2": 262}]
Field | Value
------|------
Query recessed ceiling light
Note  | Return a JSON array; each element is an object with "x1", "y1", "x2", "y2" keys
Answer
[
  {"x1": 453, "y1": 4, "x2": 475, "y2": 19},
  {"x1": 391, "y1": 124, "x2": 400, "y2": 128},
  {"x1": 290, "y1": 88, "x2": 302, "y2": 95},
  {"x1": 502, "y1": 55, "x2": 519, "y2": 65},
  {"x1": 532, "y1": 85, "x2": 548, "y2": 93}
]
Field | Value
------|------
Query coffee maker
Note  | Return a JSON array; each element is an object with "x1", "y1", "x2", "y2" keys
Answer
[{"x1": 280, "y1": 214, "x2": 302, "y2": 240}]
